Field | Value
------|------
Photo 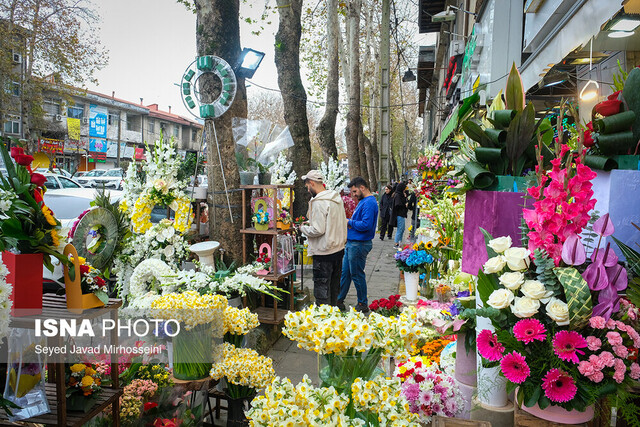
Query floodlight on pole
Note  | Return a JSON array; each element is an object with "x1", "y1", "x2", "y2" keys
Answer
[
  {"x1": 234, "y1": 48, "x2": 265, "y2": 79},
  {"x1": 402, "y1": 69, "x2": 416, "y2": 82}
]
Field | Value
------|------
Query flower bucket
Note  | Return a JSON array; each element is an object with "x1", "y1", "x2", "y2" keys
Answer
[
  {"x1": 455, "y1": 334, "x2": 477, "y2": 387},
  {"x1": 258, "y1": 172, "x2": 271, "y2": 185},
  {"x1": 226, "y1": 392, "x2": 252, "y2": 426},
  {"x1": 239, "y1": 172, "x2": 255, "y2": 186},
  {"x1": 173, "y1": 322, "x2": 215, "y2": 380},
  {"x1": 254, "y1": 222, "x2": 268, "y2": 231},
  {"x1": 276, "y1": 221, "x2": 290, "y2": 230},
  {"x1": 404, "y1": 272, "x2": 419, "y2": 301},
  {"x1": 520, "y1": 400, "x2": 594, "y2": 424},
  {"x1": 2, "y1": 251, "x2": 43, "y2": 316}
]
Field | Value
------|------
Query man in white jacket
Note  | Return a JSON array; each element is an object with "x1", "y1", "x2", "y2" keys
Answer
[{"x1": 299, "y1": 170, "x2": 348, "y2": 306}]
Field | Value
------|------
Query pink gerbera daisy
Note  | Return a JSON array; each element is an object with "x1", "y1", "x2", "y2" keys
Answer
[
  {"x1": 500, "y1": 351, "x2": 530, "y2": 384},
  {"x1": 513, "y1": 319, "x2": 547, "y2": 344},
  {"x1": 553, "y1": 331, "x2": 587, "y2": 364},
  {"x1": 542, "y1": 368, "x2": 577, "y2": 402},
  {"x1": 477, "y1": 329, "x2": 505, "y2": 361}
]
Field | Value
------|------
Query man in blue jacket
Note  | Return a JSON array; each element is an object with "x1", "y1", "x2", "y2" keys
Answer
[{"x1": 337, "y1": 177, "x2": 379, "y2": 312}]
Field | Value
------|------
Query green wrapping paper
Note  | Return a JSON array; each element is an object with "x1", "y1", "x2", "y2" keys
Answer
[
  {"x1": 597, "y1": 131, "x2": 636, "y2": 155},
  {"x1": 613, "y1": 155, "x2": 640, "y2": 170},
  {"x1": 584, "y1": 155, "x2": 618, "y2": 171},
  {"x1": 464, "y1": 161, "x2": 495, "y2": 189},
  {"x1": 475, "y1": 147, "x2": 504, "y2": 164},
  {"x1": 493, "y1": 110, "x2": 516, "y2": 128},
  {"x1": 594, "y1": 110, "x2": 636, "y2": 134},
  {"x1": 485, "y1": 128, "x2": 506, "y2": 146}
]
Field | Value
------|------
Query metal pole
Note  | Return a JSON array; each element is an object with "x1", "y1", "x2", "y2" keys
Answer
[
  {"x1": 379, "y1": 0, "x2": 391, "y2": 188},
  {"x1": 210, "y1": 120, "x2": 234, "y2": 223}
]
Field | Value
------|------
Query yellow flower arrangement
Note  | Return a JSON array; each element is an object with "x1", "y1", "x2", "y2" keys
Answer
[
  {"x1": 246, "y1": 375, "x2": 359, "y2": 427},
  {"x1": 224, "y1": 306, "x2": 260, "y2": 336},
  {"x1": 70, "y1": 363, "x2": 86, "y2": 373},
  {"x1": 131, "y1": 193, "x2": 193, "y2": 234},
  {"x1": 351, "y1": 376, "x2": 421, "y2": 426},
  {"x1": 173, "y1": 196, "x2": 193, "y2": 233},
  {"x1": 210, "y1": 343, "x2": 275, "y2": 398},
  {"x1": 151, "y1": 290, "x2": 226, "y2": 330}
]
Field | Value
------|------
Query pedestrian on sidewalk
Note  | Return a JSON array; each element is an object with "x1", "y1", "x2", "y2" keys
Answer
[
  {"x1": 378, "y1": 184, "x2": 393, "y2": 240},
  {"x1": 391, "y1": 181, "x2": 408, "y2": 247},
  {"x1": 337, "y1": 177, "x2": 378, "y2": 313},
  {"x1": 299, "y1": 170, "x2": 348, "y2": 306},
  {"x1": 406, "y1": 184, "x2": 418, "y2": 242}
]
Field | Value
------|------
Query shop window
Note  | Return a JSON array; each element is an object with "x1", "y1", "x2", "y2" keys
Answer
[
  {"x1": 108, "y1": 112, "x2": 119, "y2": 126},
  {"x1": 127, "y1": 115, "x2": 141, "y2": 132},
  {"x1": 148, "y1": 119, "x2": 155, "y2": 134},
  {"x1": 173, "y1": 125, "x2": 179, "y2": 138},
  {"x1": 43, "y1": 98, "x2": 61, "y2": 115}
]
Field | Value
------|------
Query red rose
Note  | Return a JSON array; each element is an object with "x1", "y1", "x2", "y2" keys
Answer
[
  {"x1": 370, "y1": 301, "x2": 379, "y2": 310},
  {"x1": 414, "y1": 374, "x2": 425, "y2": 383},
  {"x1": 14, "y1": 154, "x2": 33, "y2": 167},
  {"x1": 95, "y1": 277, "x2": 106, "y2": 288},
  {"x1": 594, "y1": 99, "x2": 622, "y2": 117},
  {"x1": 79, "y1": 264, "x2": 90, "y2": 275},
  {"x1": 10, "y1": 147, "x2": 24, "y2": 158},
  {"x1": 31, "y1": 173, "x2": 46, "y2": 186}
]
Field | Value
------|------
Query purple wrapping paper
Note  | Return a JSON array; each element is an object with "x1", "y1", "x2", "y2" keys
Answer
[
  {"x1": 461, "y1": 190, "x2": 532, "y2": 275},
  {"x1": 590, "y1": 170, "x2": 640, "y2": 261}
]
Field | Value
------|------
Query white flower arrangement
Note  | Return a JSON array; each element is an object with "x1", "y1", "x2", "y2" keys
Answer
[
  {"x1": 127, "y1": 258, "x2": 176, "y2": 305},
  {"x1": 0, "y1": 261, "x2": 12, "y2": 340},
  {"x1": 319, "y1": 158, "x2": 347, "y2": 191},
  {"x1": 270, "y1": 152, "x2": 297, "y2": 185}
]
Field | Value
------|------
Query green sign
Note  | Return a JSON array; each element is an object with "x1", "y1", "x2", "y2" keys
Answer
[
  {"x1": 460, "y1": 27, "x2": 477, "y2": 87},
  {"x1": 440, "y1": 105, "x2": 460, "y2": 144}
]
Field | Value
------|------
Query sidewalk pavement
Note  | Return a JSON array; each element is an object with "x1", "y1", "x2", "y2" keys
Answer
[{"x1": 266, "y1": 236, "x2": 403, "y2": 385}]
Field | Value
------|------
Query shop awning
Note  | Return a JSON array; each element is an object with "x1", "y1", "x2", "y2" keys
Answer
[{"x1": 519, "y1": 0, "x2": 620, "y2": 91}]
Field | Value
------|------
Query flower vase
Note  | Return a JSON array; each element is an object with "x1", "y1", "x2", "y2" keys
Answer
[
  {"x1": 404, "y1": 272, "x2": 419, "y2": 301},
  {"x1": 239, "y1": 171, "x2": 255, "y2": 186},
  {"x1": 173, "y1": 322, "x2": 215, "y2": 380},
  {"x1": 519, "y1": 396, "x2": 594, "y2": 424},
  {"x1": 318, "y1": 350, "x2": 384, "y2": 396},
  {"x1": 455, "y1": 333, "x2": 476, "y2": 387},
  {"x1": 226, "y1": 394, "x2": 250, "y2": 426},
  {"x1": 2, "y1": 252, "x2": 43, "y2": 316}
]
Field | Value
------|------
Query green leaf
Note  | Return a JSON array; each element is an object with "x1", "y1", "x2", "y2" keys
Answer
[
  {"x1": 479, "y1": 227, "x2": 498, "y2": 259},
  {"x1": 477, "y1": 270, "x2": 498, "y2": 306},
  {"x1": 1, "y1": 218, "x2": 31, "y2": 241},
  {"x1": 506, "y1": 103, "x2": 536, "y2": 175},
  {"x1": 505, "y1": 62, "x2": 525, "y2": 112},
  {"x1": 461, "y1": 121, "x2": 495, "y2": 148},
  {"x1": 95, "y1": 290, "x2": 109, "y2": 305},
  {"x1": 538, "y1": 394, "x2": 551, "y2": 410},
  {"x1": 525, "y1": 386, "x2": 541, "y2": 407}
]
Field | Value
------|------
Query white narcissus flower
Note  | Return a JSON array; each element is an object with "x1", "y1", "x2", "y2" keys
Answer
[
  {"x1": 163, "y1": 245, "x2": 175, "y2": 258},
  {"x1": 520, "y1": 280, "x2": 553, "y2": 302},
  {"x1": 511, "y1": 296, "x2": 540, "y2": 318},
  {"x1": 503, "y1": 247, "x2": 531, "y2": 271},
  {"x1": 483, "y1": 256, "x2": 506, "y2": 274},
  {"x1": 546, "y1": 297, "x2": 570, "y2": 326},
  {"x1": 498, "y1": 271, "x2": 525, "y2": 291},
  {"x1": 488, "y1": 236, "x2": 512, "y2": 253},
  {"x1": 487, "y1": 288, "x2": 515, "y2": 309}
]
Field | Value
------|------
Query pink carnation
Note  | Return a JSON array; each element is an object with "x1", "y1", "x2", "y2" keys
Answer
[
  {"x1": 586, "y1": 336, "x2": 601, "y2": 351},
  {"x1": 589, "y1": 371, "x2": 604, "y2": 383},
  {"x1": 630, "y1": 363, "x2": 640, "y2": 380},
  {"x1": 578, "y1": 361, "x2": 596, "y2": 377},
  {"x1": 589, "y1": 316, "x2": 606, "y2": 329},
  {"x1": 599, "y1": 351, "x2": 615, "y2": 368},
  {"x1": 606, "y1": 319, "x2": 617, "y2": 329},
  {"x1": 606, "y1": 331, "x2": 623, "y2": 346},
  {"x1": 614, "y1": 345, "x2": 629, "y2": 359}
]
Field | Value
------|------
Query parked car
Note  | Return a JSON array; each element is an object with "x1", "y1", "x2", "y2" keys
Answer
[
  {"x1": 42, "y1": 173, "x2": 83, "y2": 190},
  {"x1": 74, "y1": 169, "x2": 107, "y2": 187},
  {"x1": 92, "y1": 168, "x2": 125, "y2": 190},
  {"x1": 73, "y1": 170, "x2": 88, "y2": 179},
  {"x1": 34, "y1": 167, "x2": 73, "y2": 179},
  {"x1": 42, "y1": 188, "x2": 123, "y2": 286}
]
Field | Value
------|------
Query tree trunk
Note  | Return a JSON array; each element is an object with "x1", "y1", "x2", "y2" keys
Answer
[
  {"x1": 194, "y1": 0, "x2": 246, "y2": 263},
  {"x1": 274, "y1": 0, "x2": 312, "y2": 218},
  {"x1": 315, "y1": 0, "x2": 339, "y2": 161},
  {"x1": 345, "y1": 0, "x2": 362, "y2": 180},
  {"x1": 361, "y1": 130, "x2": 377, "y2": 188}
]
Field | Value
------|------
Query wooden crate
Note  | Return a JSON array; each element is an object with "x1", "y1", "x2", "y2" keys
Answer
[{"x1": 431, "y1": 416, "x2": 492, "y2": 427}]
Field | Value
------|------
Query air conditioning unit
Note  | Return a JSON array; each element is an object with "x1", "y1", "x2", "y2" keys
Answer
[
  {"x1": 12, "y1": 51, "x2": 22, "y2": 64},
  {"x1": 82, "y1": 117, "x2": 89, "y2": 125},
  {"x1": 54, "y1": 114, "x2": 62, "y2": 121}
]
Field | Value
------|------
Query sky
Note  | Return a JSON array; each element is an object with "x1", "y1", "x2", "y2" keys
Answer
[{"x1": 87, "y1": 0, "x2": 281, "y2": 119}]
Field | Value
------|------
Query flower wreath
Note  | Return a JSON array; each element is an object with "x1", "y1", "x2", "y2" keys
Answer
[
  {"x1": 127, "y1": 259, "x2": 175, "y2": 305},
  {"x1": 131, "y1": 193, "x2": 193, "y2": 234}
]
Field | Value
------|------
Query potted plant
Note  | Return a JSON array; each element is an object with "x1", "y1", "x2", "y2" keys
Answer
[
  {"x1": 257, "y1": 160, "x2": 273, "y2": 185},
  {"x1": 0, "y1": 138, "x2": 67, "y2": 316},
  {"x1": 235, "y1": 152, "x2": 256, "y2": 186}
]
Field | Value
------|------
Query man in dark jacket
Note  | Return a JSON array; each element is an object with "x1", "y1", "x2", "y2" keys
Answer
[
  {"x1": 378, "y1": 184, "x2": 393, "y2": 240},
  {"x1": 391, "y1": 181, "x2": 408, "y2": 247},
  {"x1": 406, "y1": 185, "x2": 418, "y2": 242}
]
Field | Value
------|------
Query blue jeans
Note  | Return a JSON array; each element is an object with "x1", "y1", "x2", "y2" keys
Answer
[
  {"x1": 338, "y1": 240, "x2": 373, "y2": 305},
  {"x1": 395, "y1": 216, "x2": 406, "y2": 244}
]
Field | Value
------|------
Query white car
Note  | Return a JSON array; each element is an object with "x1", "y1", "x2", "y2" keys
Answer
[
  {"x1": 43, "y1": 188, "x2": 123, "y2": 285},
  {"x1": 74, "y1": 169, "x2": 107, "y2": 187},
  {"x1": 42, "y1": 173, "x2": 83, "y2": 190},
  {"x1": 34, "y1": 167, "x2": 73, "y2": 179},
  {"x1": 92, "y1": 168, "x2": 125, "y2": 190}
]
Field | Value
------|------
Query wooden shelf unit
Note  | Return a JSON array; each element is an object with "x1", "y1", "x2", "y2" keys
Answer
[
  {"x1": 1, "y1": 294, "x2": 123, "y2": 426},
  {"x1": 240, "y1": 185, "x2": 297, "y2": 326}
]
